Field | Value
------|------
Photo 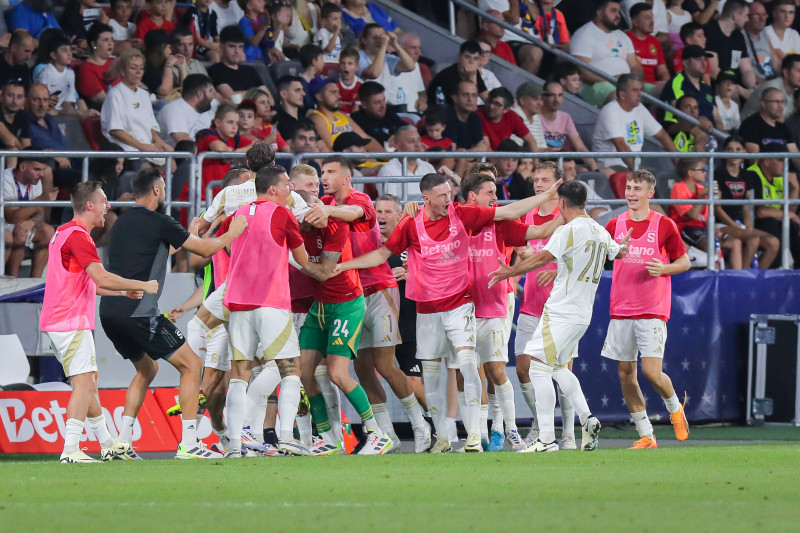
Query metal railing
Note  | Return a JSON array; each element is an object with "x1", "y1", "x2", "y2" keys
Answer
[
  {"x1": 444, "y1": 0, "x2": 727, "y2": 140},
  {"x1": 2, "y1": 149, "x2": 799, "y2": 274}
]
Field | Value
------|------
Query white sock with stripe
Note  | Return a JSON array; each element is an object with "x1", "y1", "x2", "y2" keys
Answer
[
  {"x1": 277, "y1": 375, "x2": 302, "y2": 442},
  {"x1": 456, "y1": 349, "x2": 481, "y2": 437},
  {"x1": 488, "y1": 393, "x2": 503, "y2": 434},
  {"x1": 529, "y1": 361, "x2": 557, "y2": 443},
  {"x1": 495, "y1": 379, "x2": 518, "y2": 433},
  {"x1": 520, "y1": 380, "x2": 538, "y2": 433},
  {"x1": 552, "y1": 368, "x2": 591, "y2": 426},
  {"x1": 245, "y1": 363, "x2": 280, "y2": 430},
  {"x1": 422, "y1": 360, "x2": 447, "y2": 441},
  {"x1": 225, "y1": 379, "x2": 248, "y2": 452},
  {"x1": 479, "y1": 403, "x2": 489, "y2": 441},
  {"x1": 558, "y1": 386, "x2": 575, "y2": 440},
  {"x1": 372, "y1": 403, "x2": 399, "y2": 442},
  {"x1": 315, "y1": 365, "x2": 343, "y2": 442}
]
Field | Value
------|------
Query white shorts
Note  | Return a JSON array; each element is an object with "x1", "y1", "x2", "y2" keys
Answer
[
  {"x1": 46, "y1": 330, "x2": 96, "y2": 377},
  {"x1": 292, "y1": 312, "x2": 308, "y2": 335},
  {"x1": 416, "y1": 302, "x2": 476, "y2": 360},
  {"x1": 476, "y1": 317, "x2": 508, "y2": 364},
  {"x1": 204, "y1": 281, "x2": 227, "y2": 322},
  {"x1": 515, "y1": 313, "x2": 579, "y2": 360},
  {"x1": 359, "y1": 287, "x2": 402, "y2": 349},
  {"x1": 228, "y1": 307, "x2": 299, "y2": 362},
  {"x1": 524, "y1": 313, "x2": 586, "y2": 369},
  {"x1": 203, "y1": 324, "x2": 230, "y2": 371},
  {"x1": 601, "y1": 318, "x2": 667, "y2": 361}
]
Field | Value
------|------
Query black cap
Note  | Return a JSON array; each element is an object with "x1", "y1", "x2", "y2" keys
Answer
[
  {"x1": 683, "y1": 45, "x2": 712, "y2": 60},
  {"x1": 761, "y1": 142, "x2": 787, "y2": 154},
  {"x1": 333, "y1": 132, "x2": 371, "y2": 152},
  {"x1": 716, "y1": 70, "x2": 738, "y2": 84}
]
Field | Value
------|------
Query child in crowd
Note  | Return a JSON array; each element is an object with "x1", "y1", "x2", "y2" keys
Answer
[
  {"x1": 299, "y1": 43, "x2": 325, "y2": 109},
  {"x1": 108, "y1": 0, "x2": 140, "y2": 49},
  {"x1": 135, "y1": 0, "x2": 176, "y2": 41},
  {"x1": 238, "y1": 0, "x2": 267, "y2": 62},
  {"x1": 314, "y1": 2, "x2": 343, "y2": 64},
  {"x1": 196, "y1": 104, "x2": 253, "y2": 197},
  {"x1": 715, "y1": 71, "x2": 741, "y2": 132},
  {"x1": 554, "y1": 62, "x2": 581, "y2": 99},
  {"x1": 182, "y1": 0, "x2": 220, "y2": 62},
  {"x1": 34, "y1": 32, "x2": 81, "y2": 113},
  {"x1": 420, "y1": 107, "x2": 454, "y2": 151},
  {"x1": 337, "y1": 46, "x2": 362, "y2": 113},
  {"x1": 245, "y1": 88, "x2": 289, "y2": 151},
  {"x1": 238, "y1": 99, "x2": 259, "y2": 142}
]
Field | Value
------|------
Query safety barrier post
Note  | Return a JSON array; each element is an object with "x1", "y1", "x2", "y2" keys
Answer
[
  {"x1": 707, "y1": 156, "x2": 717, "y2": 270},
  {"x1": 783, "y1": 157, "x2": 792, "y2": 269}
]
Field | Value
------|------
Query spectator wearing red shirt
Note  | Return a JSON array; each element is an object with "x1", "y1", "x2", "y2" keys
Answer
[
  {"x1": 477, "y1": 87, "x2": 536, "y2": 151},
  {"x1": 77, "y1": 22, "x2": 116, "y2": 110},
  {"x1": 477, "y1": 10, "x2": 518, "y2": 66},
  {"x1": 669, "y1": 157, "x2": 745, "y2": 267},
  {"x1": 626, "y1": 2, "x2": 668, "y2": 87},
  {"x1": 195, "y1": 104, "x2": 252, "y2": 200},
  {"x1": 134, "y1": 0, "x2": 176, "y2": 41}
]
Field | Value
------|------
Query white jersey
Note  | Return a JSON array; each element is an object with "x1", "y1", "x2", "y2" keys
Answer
[
  {"x1": 203, "y1": 178, "x2": 309, "y2": 222},
  {"x1": 542, "y1": 215, "x2": 620, "y2": 325}
]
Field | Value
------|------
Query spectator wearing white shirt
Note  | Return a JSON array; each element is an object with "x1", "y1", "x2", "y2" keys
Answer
[
  {"x1": 591, "y1": 74, "x2": 676, "y2": 170},
  {"x1": 511, "y1": 81, "x2": 545, "y2": 148},
  {"x1": 393, "y1": 32, "x2": 427, "y2": 113},
  {"x1": 33, "y1": 31, "x2": 94, "y2": 118},
  {"x1": 108, "y1": 0, "x2": 138, "y2": 53},
  {"x1": 766, "y1": 0, "x2": 800, "y2": 61},
  {"x1": 570, "y1": 0, "x2": 643, "y2": 106},
  {"x1": 157, "y1": 74, "x2": 217, "y2": 145},
  {"x1": 314, "y1": 2, "x2": 343, "y2": 64},
  {"x1": 357, "y1": 23, "x2": 414, "y2": 105},
  {"x1": 476, "y1": 39, "x2": 503, "y2": 92},
  {"x1": 101, "y1": 48, "x2": 173, "y2": 157},
  {"x1": 378, "y1": 125, "x2": 436, "y2": 199},
  {"x1": 210, "y1": 0, "x2": 244, "y2": 31}
]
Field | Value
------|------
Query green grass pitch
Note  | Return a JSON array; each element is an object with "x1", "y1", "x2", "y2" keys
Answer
[{"x1": 2, "y1": 439, "x2": 799, "y2": 532}]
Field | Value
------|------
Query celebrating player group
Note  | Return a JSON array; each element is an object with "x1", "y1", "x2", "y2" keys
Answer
[{"x1": 41, "y1": 143, "x2": 691, "y2": 462}]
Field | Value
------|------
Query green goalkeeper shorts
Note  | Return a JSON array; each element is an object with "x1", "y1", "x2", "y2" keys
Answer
[{"x1": 299, "y1": 295, "x2": 365, "y2": 358}]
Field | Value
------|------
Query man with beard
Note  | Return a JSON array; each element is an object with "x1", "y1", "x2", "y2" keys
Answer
[
  {"x1": 157, "y1": 74, "x2": 217, "y2": 145},
  {"x1": 570, "y1": 0, "x2": 643, "y2": 107},
  {"x1": 307, "y1": 79, "x2": 379, "y2": 151}
]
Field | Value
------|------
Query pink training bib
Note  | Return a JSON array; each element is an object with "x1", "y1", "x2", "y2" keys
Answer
[
  {"x1": 469, "y1": 223, "x2": 508, "y2": 319},
  {"x1": 405, "y1": 203, "x2": 470, "y2": 302},
  {"x1": 519, "y1": 206, "x2": 559, "y2": 318},
  {"x1": 609, "y1": 211, "x2": 672, "y2": 319},
  {"x1": 224, "y1": 201, "x2": 291, "y2": 310},
  {"x1": 40, "y1": 224, "x2": 97, "y2": 332}
]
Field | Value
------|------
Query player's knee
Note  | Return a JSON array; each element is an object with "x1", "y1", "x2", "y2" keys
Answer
[
  {"x1": 617, "y1": 363, "x2": 636, "y2": 383},
  {"x1": 641, "y1": 364, "x2": 663, "y2": 383}
]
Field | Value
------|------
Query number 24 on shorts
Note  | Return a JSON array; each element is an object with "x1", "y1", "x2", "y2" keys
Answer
[{"x1": 333, "y1": 319, "x2": 350, "y2": 337}]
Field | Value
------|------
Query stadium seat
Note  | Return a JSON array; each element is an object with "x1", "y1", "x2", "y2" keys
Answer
[
  {"x1": 243, "y1": 61, "x2": 279, "y2": 100},
  {"x1": 655, "y1": 170, "x2": 678, "y2": 200},
  {"x1": 322, "y1": 63, "x2": 340, "y2": 78},
  {"x1": 55, "y1": 116, "x2": 91, "y2": 151},
  {"x1": 609, "y1": 172, "x2": 630, "y2": 199},
  {"x1": 577, "y1": 171, "x2": 615, "y2": 200},
  {"x1": 268, "y1": 60, "x2": 302, "y2": 83},
  {"x1": 0, "y1": 334, "x2": 30, "y2": 387},
  {"x1": 81, "y1": 115, "x2": 105, "y2": 151}
]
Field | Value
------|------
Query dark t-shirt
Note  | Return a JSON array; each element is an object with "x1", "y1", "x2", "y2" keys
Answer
[
  {"x1": 497, "y1": 172, "x2": 534, "y2": 200},
  {"x1": 426, "y1": 63, "x2": 486, "y2": 107},
  {"x1": 350, "y1": 109, "x2": 406, "y2": 145},
  {"x1": 99, "y1": 206, "x2": 191, "y2": 318},
  {"x1": 207, "y1": 62, "x2": 263, "y2": 92},
  {"x1": 715, "y1": 164, "x2": 758, "y2": 222},
  {"x1": 444, "y1": 105, "x2": 483, "y2": 150},
  {"x1": 275, "y1": 106, "x2": 301, "y2": 141},
  {"x1": 0, "y1": 111, "x2": 30, "y2": 147},
  {"x1": 387, "y1": 251, "x2": 415, "y2": 346},
  {"x1": 0, "y1": 55, "x2": 32, "y2": 91},
  {"x1": 740, "y1": 113, "x2": 792, "y2": 151},
  {"x1": 703, "y1": 20, "x2": 749, "y2": 75},
  {"x1": 142, "y1": 64, "x2": 163, "y2": 95}
]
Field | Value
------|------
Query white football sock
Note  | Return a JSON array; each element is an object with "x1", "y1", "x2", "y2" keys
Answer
[
  {"x1": 495, "y1": 379, "x2": 518, "y2": 433},
  {"x1": 187, "y1": 316, "x2": 210, "y2": 357},
  {"x1": 63, "y1": 418, "x2": 83, "y2": 454},
  {"x1": 245, "y1": 363, "x2": 280, "y2": 429},
  {"x1": 529, "y1": 362, "x2": 556, "y2": 443},
  {"x1": 456, "y1": 349, "x2": 481, "y2": 436},
  {"x1": 488, "y1": 393, "x2": 503, "y2": 434},
  {"x1": 664, "y1": 393, "x2": 681, "y2": 414},
  {"x1": 520, "y1": 380, "x2": 538, "y2": 432},
  {"x1": 372, "y1": 403, "x2": 399, "y2": 441},
  {"x1": 225, "y1": 379, "x2": 248, "y2": 452},
  {"x1": 631, "y1": 410, "x2": 653, "y2": 438},
  {"x1": 558, "y1": 386, "x2": 575, "y2": 440},
  {"x1": 399, "y1": 393, "x2": 426, "y2": 428},
  {"x1": 479, "y1": 403, "x2": 489, "y2": 440},
  {"x1": 446, "y1": 417, "x2": 458, "y2": 442},
  {"x1": 181, "y1": 418, "x2": 198, "y2": 447},
  {"x1": 315, "y1": 365, "x2": 342, "y2": 442},
  {"x1": 119, "y1": 415, "x2": 136, "y2": 444},
  {"x1": 552, "y1": 368, "x2": 591, "y2": 425},
  {"x1": 296, "y1": 414, "x2": 313, "y2": 446},
  {"x1": 277, "y1": 375, "x2": 301, "y2": 442},
  {"x1": 88, "y1": 415, "x2": 114, "y2": 449},
  {"x1": 422, "y1": 360, "x2": 447, "y2": 440}
]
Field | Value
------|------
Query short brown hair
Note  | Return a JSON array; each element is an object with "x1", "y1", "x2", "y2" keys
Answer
[
  {"x1": 71, "y1": 181, "x2": 103, "y2": 214},
  {"x1": 376, "y1": 193, "x2": 401, "y2": 211},
  {"x1": 676, "y1": 158, "x2": 703, "y2": 179},
  {"x1": 461, "y1": 171, "x2": 497, "y2": 197},
  {"x1": 628, "y1": 168, "x2": 656, "y2": 188},
  {"x1": 534, "y1": 161, "x2": 563, "y2": 181},
  {"x1": 468, "y1": 161, "x2": 497, "y2": 178}
]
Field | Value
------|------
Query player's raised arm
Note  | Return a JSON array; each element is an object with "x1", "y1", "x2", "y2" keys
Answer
[
  {"x1": 494, "y1": 179, "x2": 563, "y2": 221},
  {"x1": 336, "y1": 246, "x2": 393, "y2": 273},
  {"x1": 181, "y1": 215, "x2": 249, "y2": 257},
  {"x1": 524, "y1": 214, "x2": 565, "y2": 241},
  {"x1": 85, "y1": 262, "x2": 159, "y2": 295},
  {"x1": 306, "y1": 203, "x2": 365, "y2": 225},
  {"x1": 488, "y1": 250, "x2": 555, "y2": 288}
]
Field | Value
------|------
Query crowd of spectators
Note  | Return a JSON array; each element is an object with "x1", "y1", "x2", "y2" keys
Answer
[{"x1": 2, "y1": 0, "x2": 800, "y2": 275}]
